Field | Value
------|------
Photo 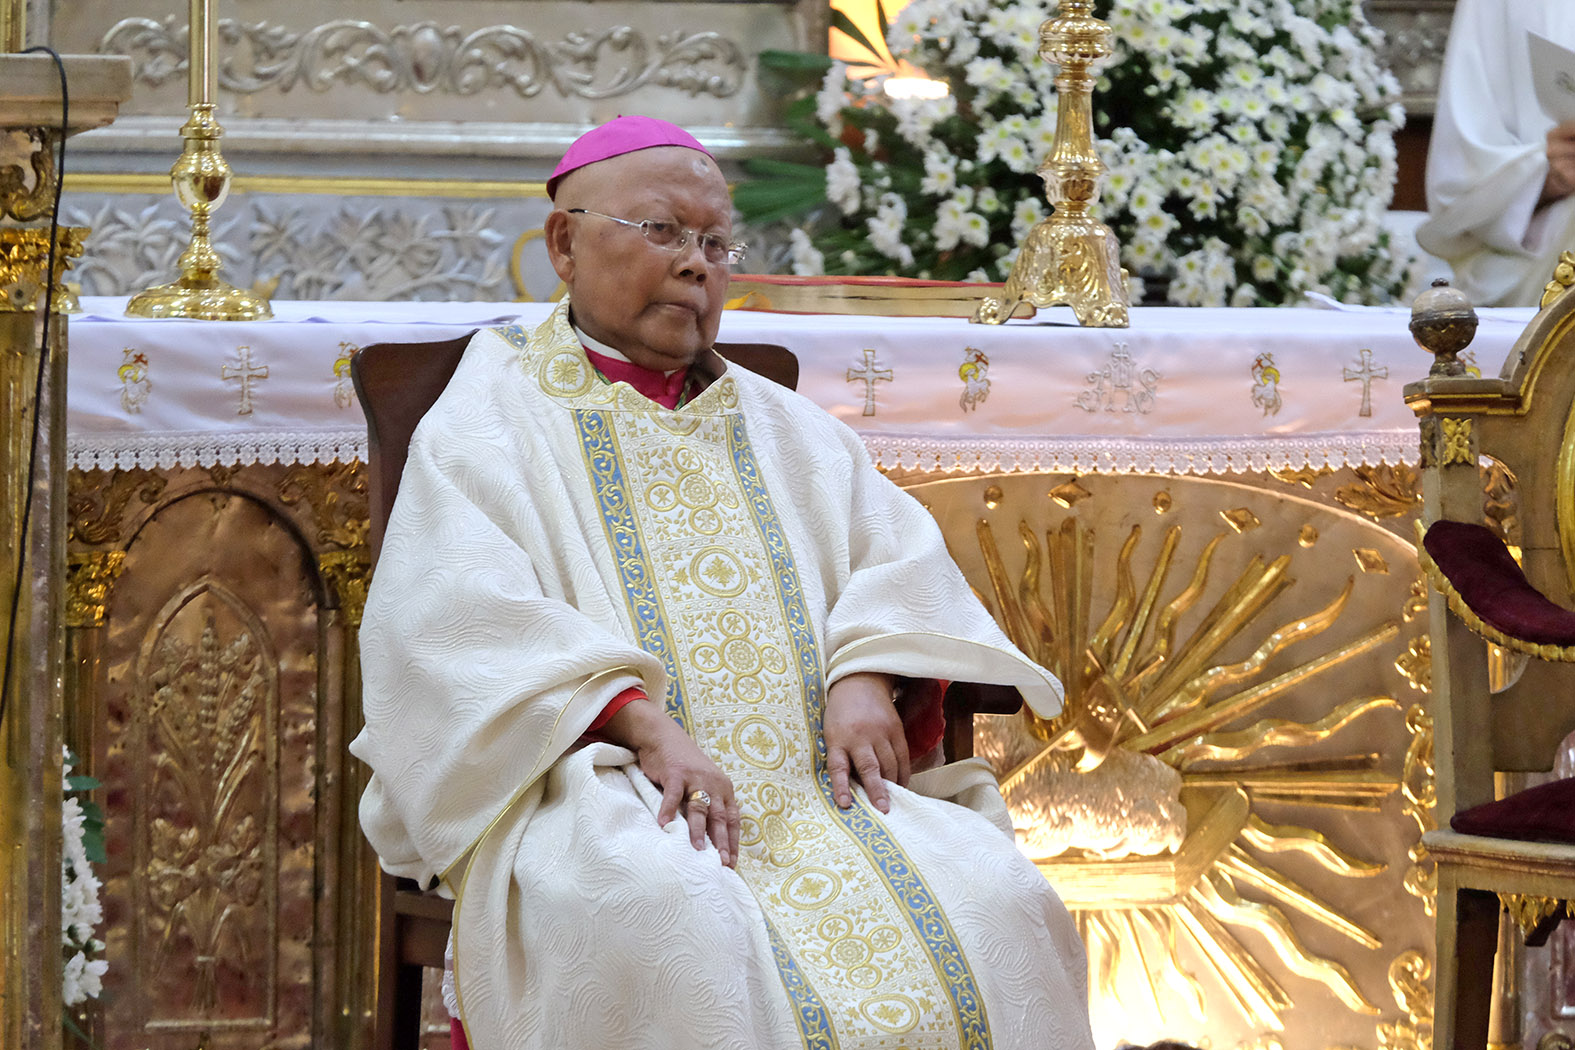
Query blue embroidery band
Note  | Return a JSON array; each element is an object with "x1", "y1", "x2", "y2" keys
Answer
[
  {"x1": 575, "y1": 408, "x2": 691, "y2": 734},
  {"x1": 724, "y1": 414, "x2": 994, "y2": 1050},
  {"x1": 765, "y1": 917, "x2": 839, "y2": 1050}
]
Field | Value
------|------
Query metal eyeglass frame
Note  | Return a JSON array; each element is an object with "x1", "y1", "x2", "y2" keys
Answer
[{"x1": 566, "y1": 208, "x2": 747, "y2": 266}]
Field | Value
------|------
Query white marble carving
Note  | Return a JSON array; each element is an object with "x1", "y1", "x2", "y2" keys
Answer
[
  {"x1": 99, "y1": 17, "x2": 748, "y2": 100},
  {"x1": 63, "y1": 193, "x2": 560, "y2": 302}
]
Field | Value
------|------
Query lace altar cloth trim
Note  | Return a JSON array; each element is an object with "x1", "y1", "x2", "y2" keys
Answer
[
  {"x1": 863, "y1": 432, "x2": 1418, "y2": 475},
  {"x1": 68, "y1": 429, "x2": 1415, "y2": 476},
  {"x1": 69, "y1": 429, "x2": 369, "y2": 472}
]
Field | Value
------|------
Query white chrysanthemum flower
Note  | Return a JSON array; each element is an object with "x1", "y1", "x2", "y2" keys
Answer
[
  {"x1": 815, "y1": 62, "x2": 849, "y2": 133},
  {"x1": 890, "y1": 94, "x2": 957, "y2": 146},
  {"x1": 964, "y1": 56, "x2": 1016, "y2": 97},
  {"x1": 61, "y1": 747, "x2": 106, "y2": 1006},
  {"x1": 788, "y1": 227, "x2": 824, "y2": 276},
  {"x1": 867, "y1": 194, "x2": 915, "y2": 268},
  {"x1": 920, "y1": 149, "x2": 958, "y2": 196},
  {"x1": 1011, "y1": 196, "x2": 1047, "y2": 241},
  {"x1": 826, "y1": 147, "x2": 862, "y2": 216}
]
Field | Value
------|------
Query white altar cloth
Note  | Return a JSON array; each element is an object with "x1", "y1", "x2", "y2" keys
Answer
[{"x1": 66, "y1": 297, "x2": 1533, "y2": 475}]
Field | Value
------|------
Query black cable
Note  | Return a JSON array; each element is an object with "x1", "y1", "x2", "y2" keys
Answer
[{"x1": 0, "y1": 46, "x2": 68, "y2": 732}]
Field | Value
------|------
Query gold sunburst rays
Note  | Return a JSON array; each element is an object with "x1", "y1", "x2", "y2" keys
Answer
[{"x1": 971, "y1": 505, "x2": 1409, "y2": 1039}]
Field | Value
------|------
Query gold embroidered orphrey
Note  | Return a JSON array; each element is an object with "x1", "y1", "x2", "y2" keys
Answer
[{"x1": 503, "y1": 318, "x2": 993, "y2": 1049}]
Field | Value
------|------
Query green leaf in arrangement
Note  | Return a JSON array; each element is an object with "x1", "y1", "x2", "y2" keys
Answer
[
  {"x1": 735, "y1": 160, "x2": 828, "y2": 224},
  {"x1": 759, "y1": 48, "x2": 836, "y2": 74}
]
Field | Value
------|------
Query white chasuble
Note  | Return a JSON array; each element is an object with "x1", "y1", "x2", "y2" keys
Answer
[{"x1": 351, "y1": 302, "x2": 1092, "y2": 1050}]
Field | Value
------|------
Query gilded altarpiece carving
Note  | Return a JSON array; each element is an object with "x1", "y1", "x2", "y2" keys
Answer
[
  {"x1": 65, "y1": 463, "x2": 373, "y2": 1050},
  {"x1": 902, "y1": 467, "x2": 1436, "y2": 1050}
]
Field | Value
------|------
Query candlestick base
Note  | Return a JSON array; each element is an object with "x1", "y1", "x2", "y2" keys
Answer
[{"x1": 125, "y1": 277, "x2": 272, "y2": 321}]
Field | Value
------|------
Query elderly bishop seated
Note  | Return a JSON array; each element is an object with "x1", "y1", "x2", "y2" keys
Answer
[{"x1": 350, "y1": 116, "x2": 1094, "y2": 1050}]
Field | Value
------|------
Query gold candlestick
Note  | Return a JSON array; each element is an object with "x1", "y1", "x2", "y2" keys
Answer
[
  {"x1": 974, "y1": 0, "x2": 1129, "y2": 328},
  {"x1": 125, "y1": 0, "x2": 270, "y2": 320}
]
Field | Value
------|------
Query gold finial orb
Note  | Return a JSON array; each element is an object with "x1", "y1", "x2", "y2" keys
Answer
[{"x1": 1409, "y1": 278, "x2": 1477, "y2": 378}]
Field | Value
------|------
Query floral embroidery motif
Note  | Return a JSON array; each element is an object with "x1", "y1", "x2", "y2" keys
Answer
[
  {"x1": 958, "y1": 347, "x2": 990, "y2": 412},
  {"x1": 221, "y1": 346, "x2": 269, "y2": 416},
  {"x1": 1075, "y1": 343, "x2": 1159, "y2": 415},
  {"x1": 332, "y1": 342, "x2": 358, "y2": 409},
  {"x1": 1251, "y1": 352, "x2": 1281, "y2": 417},
  {"x1": 118, "y1": 348, "x2": 151, "y2": 414}
]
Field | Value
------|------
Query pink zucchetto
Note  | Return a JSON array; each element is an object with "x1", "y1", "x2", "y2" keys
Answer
[{"x1": 547, "y1": 115, "x2": 714, "y2": 200}]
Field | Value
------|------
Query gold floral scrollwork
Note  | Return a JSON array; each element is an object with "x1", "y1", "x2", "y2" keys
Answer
[
  {"x1": 1, "y1": 128, "x2": 58, "y2": 223},
  {"x1": 1270, "y1": 465, "x2": 1334, "y2": 489},
  {"x1": 65, "y1": 551, "x2": 127, "y2": 628},
  {"x1": 1335, "y1": 464, "x2": 1422, "y2": 521},
  {"x1": 1541, "y1": 250, "x2": 1575, "y2": 310},
  {"x1": 1482, "y1": 457, "x2": 1519, "y2": 548},
  {"x1": 68, "y1": 468, "x2": 168, "y2": 546},
  {"x1": 0, "y1": 225, "x2": 86, "y2": 313},
  {"x1": 1394, "y1": 636, "x2": 1431, "y2": 695},
  {"x1": 278, "y1": 462, "x2": 370, "y2": 551},
  {"x1": 320, "y1": 549, "x2": 371, "y2": 627},
  {"x1": 1400, "y1": 704, "x2": 1436, "y2": 915},
  {"x1": 1440, "y1": 418, "x2": 1475, "y2": 467},
  {"x1": 1402, "y1": 578, "x2": 1429, "y2": 624},
  {"x1": 1499, "y1": 893, "x2": 1567, "y2": 940},
  {"x1": 1377, "y1": 950, "x2": 1433, "y2": 1050}
]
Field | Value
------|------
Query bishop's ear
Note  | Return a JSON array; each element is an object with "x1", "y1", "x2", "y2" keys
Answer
[{"x1": 543, "y1": 209, "x2": 576, "y2": 284}]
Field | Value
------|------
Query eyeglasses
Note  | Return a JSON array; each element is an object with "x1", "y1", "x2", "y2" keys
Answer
[{"x1": 567, "y1": 208, "x2": 747, "y2": 266}]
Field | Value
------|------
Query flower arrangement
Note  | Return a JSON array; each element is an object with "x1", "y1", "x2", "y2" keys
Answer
[
  {"x1": 62, "y1": 748, "x2": 107, "y2": 1013},
  {"x1": 740, "y1": 0, "x2": 1415, "y2": 306}
]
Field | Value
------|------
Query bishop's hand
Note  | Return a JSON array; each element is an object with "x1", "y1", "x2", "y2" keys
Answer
[
  {"x1": 824, "y1": 672, "x2": 911, "y2": 814},
  {"x1": 600, "y1": 696, "x2": 740, "y2": 867},
  {"x1": 1544, "y1": 121, "x2": 1575, "y2": 206}
]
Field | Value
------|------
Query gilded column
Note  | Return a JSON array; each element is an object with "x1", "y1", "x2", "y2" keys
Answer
[
  {"x1": 0, "y1": 52, "x2": 130, "y2": 1050},
  {"x1": 279, "y1": 461, "x2": 375, "y2": 1048},
  {"x1": 0, "y1": 154, "x2": 84, "y2": 1050}
]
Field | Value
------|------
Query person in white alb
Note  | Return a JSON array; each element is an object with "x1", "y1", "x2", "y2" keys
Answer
[{"x1": 1418, "y1": 0, "x2": 1575, "y2": 306}]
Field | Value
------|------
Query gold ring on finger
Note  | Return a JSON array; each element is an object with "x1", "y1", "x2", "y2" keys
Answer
[{"x1": 688, "y1": 789, "x2": 712, "y2": 808}]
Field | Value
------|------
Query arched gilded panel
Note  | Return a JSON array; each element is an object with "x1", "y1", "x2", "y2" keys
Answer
[{"x1": 97, "y1": 491, "x2": 320, "y2": 1050}]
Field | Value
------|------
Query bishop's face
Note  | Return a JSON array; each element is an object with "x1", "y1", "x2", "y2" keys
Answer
[{"x1": 546, "y1": 147, "x2": 733, "y2": 373}]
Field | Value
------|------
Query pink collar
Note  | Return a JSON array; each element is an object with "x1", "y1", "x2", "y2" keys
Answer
[{"x1": 582, "y1": 346, "x2": 690, "y2": 409}]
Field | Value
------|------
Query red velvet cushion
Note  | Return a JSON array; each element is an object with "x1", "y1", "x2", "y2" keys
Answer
[
  {"x1": 1424, "y1": 520, "x2": 1575, "y2": 646},
  {"x1": 1451, "y1": 776, "x2": 1575, "y2": 844}
]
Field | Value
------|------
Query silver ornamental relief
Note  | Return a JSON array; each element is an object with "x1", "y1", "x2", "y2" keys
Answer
[
  {"x1": 99, "y1": 17, "x2": 747, "y2": 99},
  {"x1": 62, "y1": 197, "x2": 518, "y2": 302},
  {"x1": 1075, "y1": 343, "x2": 1159, "y2": 415}
]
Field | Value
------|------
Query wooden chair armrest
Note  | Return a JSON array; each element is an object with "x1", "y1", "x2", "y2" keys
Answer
[{"x1": 941, "y1": 682, "x2": 1023, "y2": 760}]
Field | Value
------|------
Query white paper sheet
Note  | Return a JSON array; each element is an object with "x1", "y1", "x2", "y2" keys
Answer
[{"x1": 1531, "y1": 30, "x2": 1575, "y2": 123}]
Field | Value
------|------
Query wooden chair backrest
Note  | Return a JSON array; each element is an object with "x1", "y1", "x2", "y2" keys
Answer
[
  {"x1": 351, "y1": 333, "x2": 799, "y2": 566},
  {"x1": 1407, "y1": 288, "x2": 1575, "y2": 810}
]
